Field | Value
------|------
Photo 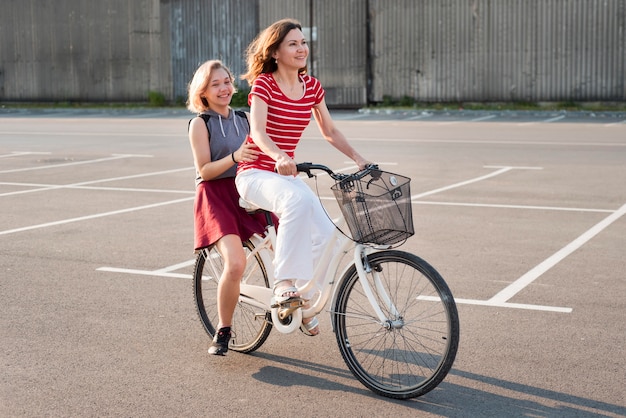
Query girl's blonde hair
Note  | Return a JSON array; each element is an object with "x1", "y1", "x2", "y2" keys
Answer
[
  {"x1": 241, "y1": 18, "x2": 307, "y2": 84},
  {"x1": 186, "y1": 60, "x2": 236, "y2": 113}
]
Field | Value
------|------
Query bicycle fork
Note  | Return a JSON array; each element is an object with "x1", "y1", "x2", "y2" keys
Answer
[{"x1": 353, "y1": 245, "x2": 402, "y2": 328}]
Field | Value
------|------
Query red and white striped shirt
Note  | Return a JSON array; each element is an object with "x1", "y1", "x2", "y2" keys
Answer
[{"x1": 237, "y1": 73, "x2": 325, "y2": 173}]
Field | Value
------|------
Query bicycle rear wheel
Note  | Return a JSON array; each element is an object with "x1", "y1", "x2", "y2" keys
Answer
[
  {"x1": 193, "y1": 239, "x2": 272, "y2": 353},
  {"x1": 333, "y1": 250, "x2": 459, "y2": 399}
]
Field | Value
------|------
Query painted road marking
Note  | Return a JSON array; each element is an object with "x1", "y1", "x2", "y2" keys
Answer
[
  {"x1": 0, "y1": 166, "x2": 193, "y2": 197},
  {"x1": 412, "y1": 166, "x2": 542, "y2": 199},
  {"x1": 0, "y1": 154, "x2": 153, "y2": 174},
  {"x1": 544, "y1": 115, "x2": 566, "y2": 123},
  {"x1": 97, "y1": 259, "x2": 196, "y2": 279},
  {"x1": 0, "y1": 181, "x2": 193, "y2": 195},
  {"x1": 94, "y1": 165, "x2": 591, "y2": 313},
  {"x1": 0, "y1": 197, "x2": 193, "y2": 236},
  {"x1": 1, "y1": 151, "x2": 615, "y2": 314},
  {"x1": 412, "y1": 200, "x2": 613, "y2": 213},
  {"x1": 97, "y1": 260, "x2": 573, "y2": 313},
  {"x1": 489, "y1": 202, "x2": 626, "y2": 305},
  {"x1": 0, "y1": 151, "x2": 51, "y2": 158},
  {"x1": 471, "y1": 115, "x2": 497, "y2": 122}
]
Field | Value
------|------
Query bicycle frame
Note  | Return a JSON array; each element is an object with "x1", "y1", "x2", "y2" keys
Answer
[{"x1": 237, "y1": 206, "x2": 393, "y2": 334}]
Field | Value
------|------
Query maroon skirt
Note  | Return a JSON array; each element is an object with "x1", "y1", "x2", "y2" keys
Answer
[{"x1": 194, "y1": 177, "x2": 269, "y2": 251}]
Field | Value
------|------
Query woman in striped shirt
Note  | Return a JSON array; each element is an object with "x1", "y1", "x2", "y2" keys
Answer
[{"x1": 236, "y1": 18, "x2": 370, "y2": 336}]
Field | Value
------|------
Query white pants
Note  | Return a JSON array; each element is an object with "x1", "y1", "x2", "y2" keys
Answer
[{"x1": 235, "y1": 169, "x2": 336, "y2": 286}]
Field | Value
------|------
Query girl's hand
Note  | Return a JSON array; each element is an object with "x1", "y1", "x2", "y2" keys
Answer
[{"x1": 235, "y1": 142, "x2": 260, "y2": 163}]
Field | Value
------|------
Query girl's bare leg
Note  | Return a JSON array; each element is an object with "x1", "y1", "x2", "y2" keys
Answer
[{"x1": 215, "y1": 235, "x2": 247, "y2": 328}]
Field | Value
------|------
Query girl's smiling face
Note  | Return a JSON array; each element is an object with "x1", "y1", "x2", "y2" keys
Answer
[{"x1": 204, "y1": 68, "x2": 234, "y2": 109}]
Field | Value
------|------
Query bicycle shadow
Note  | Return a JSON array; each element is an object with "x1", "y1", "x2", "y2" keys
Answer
[
  {"x1": 250, "y1": 353, "x2": 625, "y2": 417},
  {"x1": 250, "y1": 351, "x2": 370, "y2": 394}
]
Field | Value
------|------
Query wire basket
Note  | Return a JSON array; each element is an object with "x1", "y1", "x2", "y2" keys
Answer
[{"x1": 331, "y1": 170, "x2": 414, "y2": 245}]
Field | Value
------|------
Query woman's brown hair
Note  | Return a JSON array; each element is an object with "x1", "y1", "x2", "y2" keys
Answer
[{"x1": 241, "y1": 18, "x2": 307, "y2": 84}]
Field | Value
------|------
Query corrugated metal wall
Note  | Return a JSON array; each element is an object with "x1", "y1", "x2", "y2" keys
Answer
[
  {"x1": 370, "y1": 0, "x2": 626, "y2": 102},
  {"x1": 314, "y1": 0, "x2": 368, "y2": 107},
  {"x1": 255, "y1": 0, "x2": 368, "y2": 107},
  {"x1": 168, "y1": 0, "x2": 259, "y2": 101},
  {"x1": 0, "y1": 0, "x2": 167, "y2": 101},
  {"x1": 258, "y1": 0, "x2": 310, "y2": 25},
  {"x1": 1, "y1": 0, "x2": 624, "y2": 105}
]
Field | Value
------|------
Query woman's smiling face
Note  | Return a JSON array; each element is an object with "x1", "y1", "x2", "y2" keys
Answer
[{"x1": 274, "y1": 28, "x2": 309, "y2": 69}]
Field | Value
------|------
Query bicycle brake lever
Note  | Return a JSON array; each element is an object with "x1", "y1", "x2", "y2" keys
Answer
[{"x1": 366, "y1": 164, "x2": 382, "y2": 180}]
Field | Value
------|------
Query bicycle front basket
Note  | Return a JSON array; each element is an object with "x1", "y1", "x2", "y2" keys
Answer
[{"x1": 331, "y1": 170, "x2": 414, "y2": 245}]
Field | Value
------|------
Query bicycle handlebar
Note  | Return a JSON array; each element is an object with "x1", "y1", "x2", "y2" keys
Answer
[{"x1": 296, "y1": 162, "x2": 380, "y2": 182}]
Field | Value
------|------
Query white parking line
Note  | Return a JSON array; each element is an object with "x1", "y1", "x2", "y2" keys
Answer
[
  {"x1": 0, "y1": 166, "x2": 193, "y2": 197},
  {"x1": 0, "y1": 197, "x2": 193, "y2": 236},
  {"x1": 96, "y1": 266, "x2": 192, "y2": 280},
  {"x1": 5, "y1": 150, "x2": 612, "y2": 315},
  {"x1": 97, "y1": 258, "x2": 196, "y2": 279},
  {"x1": 153, "y1": 258, "x2": 196, "y2": 273},
  {"x1": 543, "y1": 115, "x2": 565, "y2": 123},
  {"x1": 0, "y1": 151, "x2": 51, "y2": 158},
  {"x1": 407, "y1": 113, "x2": 433, "y2": 120},
  {"x1": 97, "y1": 165, "x2": 580, "y2": 314},
  {"x1": 418, "y1": 296, "x2": 571, "y2": 313},
  {"x1": 471, "y1": 115, "x2": 496, "y2": 122},
  {"x1": 101, "y1": 260, "x2": 573, "y2": 312},
  {"x1": 0, "y1": 154, "x2": 152, "y2": 174},
  {"x1": 413, "y1": 200, "x2": 614, "y2": 213},
  {"x1": 489, "y1": 202, "x2": 626, "y2": 304},
  {"x1": 0, "y1": 131, "x2": 176, "y2": 137},
  {"x1": 0, "y1": 181, "x2": 194, "y2": 195},
  {"x1": 412, "y1": 166, "x2": 542, "y2": 199},
  {"x1": 333, "y1": 113, "x2": 370, "y2": 120},
  {"x1": 301, "y1": 134, "x2": 626, "y2": 147}
]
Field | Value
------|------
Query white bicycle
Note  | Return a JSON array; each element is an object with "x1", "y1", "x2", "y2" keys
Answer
[{"x1": 193, "y1": 163, "x2": 459, "y2": 399}]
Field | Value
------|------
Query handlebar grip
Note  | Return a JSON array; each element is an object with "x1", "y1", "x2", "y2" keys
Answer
[
  {"x1": 296, "y1": 162, "x2": 314, "y2": 178},
  {"x1": 295, "y1": 162, "x2": 379, "y2": 181}
]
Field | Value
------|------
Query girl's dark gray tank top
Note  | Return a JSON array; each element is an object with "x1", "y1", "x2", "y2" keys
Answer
[{"x1": 195, "y1": 109, "x2": 249, "y2": 186}]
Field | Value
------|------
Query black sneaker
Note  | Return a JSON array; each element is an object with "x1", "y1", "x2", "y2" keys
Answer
[{"x1": 208, "y1": 327, "x2": 231, "y2": 356}]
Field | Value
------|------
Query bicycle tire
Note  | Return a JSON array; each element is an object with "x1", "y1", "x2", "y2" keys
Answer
[
  {"x1": 333, "y1": 250, "x2": 459, "y2": 399},
  {"x1": 193, "y1": 239, "x2": 273, "y2": 353}
]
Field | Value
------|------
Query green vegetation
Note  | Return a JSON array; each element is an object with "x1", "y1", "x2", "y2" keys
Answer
[
  {"x1": 2, "y1": 94, "x2": 625, "y2": 113},
  {"x1": 147, "y1": 91, "x2": 166, "y2": 107},
  {"x1": 231, "y1": 86, "x2": 250, "y2": 108}
]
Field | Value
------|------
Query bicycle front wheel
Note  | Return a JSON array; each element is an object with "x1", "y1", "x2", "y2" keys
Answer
[
  {"x1": 193, "y1": 239, "x2": 272, "y2": 353},
  {"x1": 333, "y1": 250, "x2": 459, "y2": 399}
]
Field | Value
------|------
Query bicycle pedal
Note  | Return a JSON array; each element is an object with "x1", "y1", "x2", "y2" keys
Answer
[
  {"x1": 271, "y1": 297, "x2": 304, "y2": 309},
  {"x1": 272, "y1": 298, "x2": 306, "y2": 320}
]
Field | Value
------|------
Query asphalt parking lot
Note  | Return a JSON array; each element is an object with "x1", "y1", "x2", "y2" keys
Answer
[{"x1": 1, "y1": 108, "x2": 625, "y2": 417}]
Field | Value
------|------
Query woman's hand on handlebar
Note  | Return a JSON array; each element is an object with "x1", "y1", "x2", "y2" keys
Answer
[
  {"x1": 355, "y1": 157, "x2": 374, "y2": 171},
  {"x1": 274, "y1": 154, "x2": 297, "y2": 176}
]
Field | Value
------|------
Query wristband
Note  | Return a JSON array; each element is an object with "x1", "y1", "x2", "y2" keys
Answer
[{"x1": 231, "y1": 152, "x2": 237, "y2": 163}]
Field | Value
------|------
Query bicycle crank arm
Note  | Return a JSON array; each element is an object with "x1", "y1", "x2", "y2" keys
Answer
[{"x1": 271, "y1": 298, "x2": 305, "y2": 320}]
